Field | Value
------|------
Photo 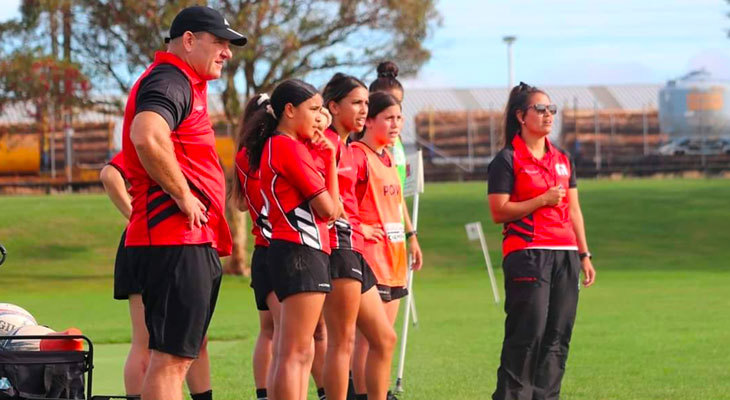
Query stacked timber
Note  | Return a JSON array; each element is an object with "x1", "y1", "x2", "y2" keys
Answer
[
  {"x1": 414, "y1": 110, "x2": 503, "y2": 161},
  {"x1": 561, "y1": 109, "x2": 665, "y2": 160}
]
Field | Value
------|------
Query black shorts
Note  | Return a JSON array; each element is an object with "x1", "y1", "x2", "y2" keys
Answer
[
  {"x1": 250, "y1": 246, "x2": 273, "y2": 311},
  {"x1": 267, "y1": 240, "x2": 331, "y2": 302},
  {"x1": 377, "y1": 284, "x2": 409, "y2": 303},
  {"x1": 128, "y1": 244, "x2": 222, "y2": 359},
  {"x1": 113, "y1": 229, "x2": 143, "y2": 300},
  {"x1": 329, "y1": 249, "x2": 377, "y2": 294}
]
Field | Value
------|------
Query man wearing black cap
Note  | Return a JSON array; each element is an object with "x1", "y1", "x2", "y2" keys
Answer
[{"x1": 120, "y1": 6, "x2": 245, "y2": 400}]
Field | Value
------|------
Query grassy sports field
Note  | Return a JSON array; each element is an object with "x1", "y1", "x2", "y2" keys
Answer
[{"x1": 1, "y1": 178, "x2": 729, "y2": 399}]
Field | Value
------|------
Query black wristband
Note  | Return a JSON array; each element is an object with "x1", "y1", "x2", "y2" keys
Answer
[
  {"x1": 405, "y1": 230, "x2": 417, "y2": 239},
  {"x1": 579, "y1": 252, "x2": 592, "y2": 260}
]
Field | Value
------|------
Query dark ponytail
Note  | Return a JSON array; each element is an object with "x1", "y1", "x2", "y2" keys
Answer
[
  {"x1": 502, "y1": 81, "x2": 546, "y2": 147},
  {"x1": 241, "y1": 79, "x2": 319, "y2": 173},
  {"x1": 322, "y1": 72, "x2": 367, "y2": 112},
  {"x1": 355, "y1": 91, "x2": 401, "y2": 141},
  {"x1": 369, "y1": 61, "x2": 403, "y2": 94},
  {"x1": 229, "y1": 93, "x2": 277, "y2": 206}
]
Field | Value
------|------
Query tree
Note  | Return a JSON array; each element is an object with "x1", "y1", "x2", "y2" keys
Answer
[
  {"x1": 75, "y1": 0, "x2": 441, "y2": 121},
  {"x1": 0, "y1": 0, "x2": 90, "y2": 168}
]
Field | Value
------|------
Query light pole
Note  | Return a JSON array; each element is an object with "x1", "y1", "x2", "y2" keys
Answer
[{"x1": 503, "y1": 35, "x2": 517, "y2": 89}]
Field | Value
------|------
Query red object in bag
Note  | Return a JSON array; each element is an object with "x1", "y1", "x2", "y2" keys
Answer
[{"x1": 39, "y1": 327, "x2": 84, "y2": 351}]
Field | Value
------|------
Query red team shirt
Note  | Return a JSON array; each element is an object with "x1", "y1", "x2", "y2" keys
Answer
[
  {"x1": 121, "y1": 52, "x2": 232, "y2": 256},
  {"x1": 259, "y1": 133, "x2": 331, "y2": 254},
  {"x1": 235, "y1": 149, "x2": 272, "y2": 247},
  {"x1": 309, "y1": 128, "x2": 365, "y2": 253},
  {"x1": 487, "y1": 134, "x2": 578, "y2": 257}
]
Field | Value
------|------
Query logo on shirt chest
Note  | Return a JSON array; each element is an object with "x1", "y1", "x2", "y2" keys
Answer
[{"x1": 555, "y1": 163, "x2": 569, "y2": 176}]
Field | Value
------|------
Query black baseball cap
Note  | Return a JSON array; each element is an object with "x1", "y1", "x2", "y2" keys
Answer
[{"x1": 164, "y1": 6, "x2": 247, "y2": 46}]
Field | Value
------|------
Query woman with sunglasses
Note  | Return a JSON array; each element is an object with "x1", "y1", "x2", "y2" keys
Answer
[{"x1": 487, "y1": 82, "x2": 596, "y2": 400}]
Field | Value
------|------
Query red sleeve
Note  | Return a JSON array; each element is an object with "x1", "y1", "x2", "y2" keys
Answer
[
  {"x1": 274, "y1": 138, "x2": 326, "y2": 200},
  {"x1": 108, "y1": 152, "x2": 127, "y2": 180},
  {"x1": 352, "y1": 146, "x2": 368, "y2": 183}
]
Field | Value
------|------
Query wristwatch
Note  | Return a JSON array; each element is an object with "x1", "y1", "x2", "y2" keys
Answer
[
  {"x1": 579, "y1": 252, "x2": 592, "y2": 260},
  {"x1": 405, "y1": 230, "x2": 417, "y2": 239}
]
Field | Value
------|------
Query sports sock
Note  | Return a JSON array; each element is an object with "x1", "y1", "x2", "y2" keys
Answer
[
  {"x1": 355, "y1": 394, "x2": 367, "y2": 400},
  {"x1": 317, "y1": 386, "x2": 326, "y2": 400},
  {"x1": 190, "y1": 390, "x2": 212, "y2": 400},
  {"x1": 346, "y1": 371, "x2": 356, "y2": 400},
  {"x1": 256, "y1": 388, "x2": 268, "y2": 400}
]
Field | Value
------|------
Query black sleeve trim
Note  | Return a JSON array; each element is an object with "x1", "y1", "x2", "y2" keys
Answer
[
  {"x1": 106, "y1": 162, "x2": 127, "y2": 181},
  {"x1": 487, "y1": 148, "x2": 515, "y2": 194},
  {"x1": 304, "y1": 187, "x2": 327, "y2": 202},
  {"x1": 135, "y1": 64, "x2": 192, "y2": 131}
]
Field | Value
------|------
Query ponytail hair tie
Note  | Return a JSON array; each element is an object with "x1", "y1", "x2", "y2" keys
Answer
[
  {"x1": 256, "y1": 93, "x2": 270, "y2": 105},
  {"x1": 256, "y1": 93, "x2": 277, "y2": 119}
]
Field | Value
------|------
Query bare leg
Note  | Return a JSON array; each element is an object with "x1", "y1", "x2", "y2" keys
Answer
[
  {"x1": 185, "y1": 336, "x2": 211, "y2": 395},
  {"x1": 141, "y1": 350, "x2": 192, "y2": 400},
  {"x1": 383, "y1": 299, "x2": 400, "y2": 326},
  {"x1": 125, "y1": 295, "x2": 150, "y2": 396},
  {"x1": 357, "y1": 288, "x2": 397, "y2": 400},
  {"x1": 267, "y1": 293, "x2": 282, "y2": 400},
  {"x1": 352, "y1": 331, "x2": 369, "y2": 394},
  {"x1": 309, "y1": 315, "x2": 328, "y2": 400},
  {"x1": 323, "y1": 279, "x2": 361, "y2": 400},
  {"x1": 271, "y1": 292, "x2": 327, "y2": 400},
  {"x1": 253, "y1": 311, "x2": 275, "y2": 391}
]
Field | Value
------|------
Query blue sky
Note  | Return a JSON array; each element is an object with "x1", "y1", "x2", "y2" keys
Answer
[{"x1": 2, "y1": 0, "x2": 729, "y2": 89}]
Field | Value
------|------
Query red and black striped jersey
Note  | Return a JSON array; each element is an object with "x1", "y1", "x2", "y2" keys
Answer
[
  {"x1": 235, "y1": 148, "x2": 272, "y2": 247},
  {"x1": 487, "y1": 134, "x2": 578, "y2": 256},
  {"x1": 260, "y1": 133, "x2": 331, "y2": 254}
]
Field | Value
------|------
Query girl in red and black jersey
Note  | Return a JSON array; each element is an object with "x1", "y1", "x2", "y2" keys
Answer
[
  {"x1": 351, "y1": 92, "x2": 420, "y2": 400},
  {"x1": 232, "y1": 95, "x2": 275, "y2": 400},
  {"x1": 487, "y1": 82, "x2": 596, "y2": 400},
  {"x1": 241, "y1": 79, "x2": 340, "y2": 400},
  {"x1": 315, "y1": 74, "x2": 397, "y2": 400}
]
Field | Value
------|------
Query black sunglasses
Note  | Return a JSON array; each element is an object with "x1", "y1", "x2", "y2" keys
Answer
[{"x1": 528, "y1": 103, "x2": 557, "y2": 115}]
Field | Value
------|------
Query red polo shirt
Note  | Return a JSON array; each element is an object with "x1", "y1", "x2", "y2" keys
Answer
[
  {"x1": 121, "y1": 51, "x2": 232, "y2": 256},
  {"x1": 487, "y1": 134, "x2": 578, "y2": 256},
  {"x1": 260, "y1": 133, "x2": 330, "y2": 254}
]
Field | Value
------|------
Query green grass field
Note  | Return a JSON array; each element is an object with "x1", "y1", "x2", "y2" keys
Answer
[{"x1": 1, "y1": 179, "x2": 729, "y2": 399}]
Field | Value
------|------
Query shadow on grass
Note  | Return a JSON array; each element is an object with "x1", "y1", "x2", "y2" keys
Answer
[{"x1": 7, "y1": 243, "x2": 90, "y2": 262}]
